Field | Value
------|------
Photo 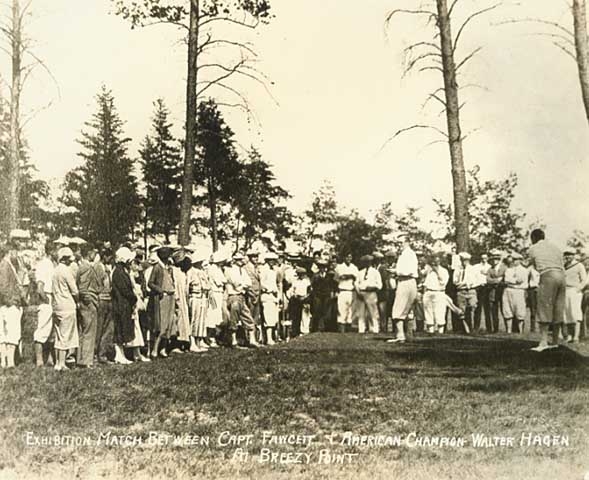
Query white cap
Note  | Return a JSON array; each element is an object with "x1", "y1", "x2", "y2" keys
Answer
[
  {"x1": 458, "y1": 252, "x2": 472, "y2": 260},
  {"x1": 115, "y1": 247, "x2": 135, "y2": 264},
  {"x1": 57, "y1": 247, "x2": 74, "y2": 260},
  {"x1": 211, "y1": 251, "x2": 229, "y2": 264}
]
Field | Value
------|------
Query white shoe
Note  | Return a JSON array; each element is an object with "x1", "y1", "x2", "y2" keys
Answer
[
  {"x1": 114, "y1": 356, "x2": 132, "y2": 365},
  {"x1": 530, "y1": 344, "x2": 557, "y2": 352},
  {"x1": 137, "y1": 355, "x2": 151, "y2": 362},
  {"x1": 387, "y1": 337, "x2": 406, "y2": 344}
]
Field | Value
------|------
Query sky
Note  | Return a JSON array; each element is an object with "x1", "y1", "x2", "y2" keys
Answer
[{"x1": 4, "y1": 0, "x2": 589, "y2": 247}]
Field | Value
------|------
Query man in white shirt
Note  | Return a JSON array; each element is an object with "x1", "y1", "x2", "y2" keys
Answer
[
  {"x1": 453, "y1": 252, "x2": 479, "y2": 333},
  {"x1": 502, "y1": 253, "x2": 529, "y2": 334},
  {"x1": 33, "y1": 241, "x2": 57, "y2": 367},
  {"x1": 224, "y1": 253, "x2": 259, "y2": 348},
  {"x1": 356, "y1": 255, "x2": 383, "y2": 334},
  {"x1": 423, "y1": 253, "x2": 450, "y2": 334},
  {"x1": 474, "y1": 253, "x2": 491, "y2": 333},
  {"x1": 388, "y1": 234, "x2": 418, "y2": 343},
  {"x1": 259, "y1": 253, "x2": 280, "y2": 345},
  {"x1": 334, "y1": 253, "x2": 359, "y2": 333}
]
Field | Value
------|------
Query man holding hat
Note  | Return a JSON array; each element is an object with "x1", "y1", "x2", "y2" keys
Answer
[
  {"x1": 502, "y1": 252, "x2": 529, "y2": 334},
  {"x1": 356, "y1": 255, "x2": 382, "y2": 334},
  {"x1": 453, "y1": 252, "x2": 479, "y2": 333},
  {"x1": 224, "y1": 252, "x2": 259, "y2": 347},
  {"x1": 51, "y1": 247, "x2": 79, "y2": 370},
  {"x1": 564, "y1": 247, "x2": 587, "y2": 343},
  {"x1": 388, "y1": 233, "x2": 418, "y2": 343}
]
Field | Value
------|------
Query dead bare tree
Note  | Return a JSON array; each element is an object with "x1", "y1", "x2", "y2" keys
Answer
[
  {"x1": 0, "y1": 0, "x2": 59, "y2": 235},
  {"x1": 573, "y1": 0, "x2": 589, "y2": 124},
  {"x1": 7, "y1": 0, "x2": 22, "y2": 234},
  {"x1": 114, "y1": 0, "x2": 273, "y2": 248},
  {"x1": 498, "y1": 1, "x2": 589, "y2": 125},
  {"x1": 385, "y1": 0, "x2": 501, "y2": 251}
]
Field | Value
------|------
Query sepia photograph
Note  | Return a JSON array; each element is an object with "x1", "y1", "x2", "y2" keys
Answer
[{"x1": 0, "y1": 0, "x2": 588, "y2": 479}]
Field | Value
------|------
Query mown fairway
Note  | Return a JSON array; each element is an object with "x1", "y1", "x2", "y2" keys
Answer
[{"x1": 1, "y1": 332, "x2": 588, "y2": 480}]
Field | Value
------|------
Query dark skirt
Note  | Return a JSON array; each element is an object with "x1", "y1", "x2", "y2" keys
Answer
[{"x1": 112, "y1": 299, "x2": 134, "y2": 345}]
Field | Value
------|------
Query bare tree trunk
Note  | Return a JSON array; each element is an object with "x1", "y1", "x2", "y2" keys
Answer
[
  {"x1": 178, "y1": 0, "x2": 199, "y2": 246},
  {"x1": 436, "y1": 0, "x2": 470, "y2": 252},
  {"x1": 208, "y1": 175, "x2": 218, "y2": 252},
  {"x1": 7, "y1": 0, "x2": 22, "y2": 234},
  {"x1": 143, "y1": 210, "x2": 148, "y2": 253},
  {"x1": 573, "y1": 0, "x2": 589, "y2": 125}
]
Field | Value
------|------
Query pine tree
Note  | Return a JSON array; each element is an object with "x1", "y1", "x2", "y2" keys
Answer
[
  {"x1": 194, "y1": 98, "x2": 242, "y2": 251},
  {"x1": 232, "y1": 147, "x2": 291, "y2": 249},
  {"x1": 63, "y1": 86, "x2": 141, "y2": 245},
  {"x1": 140, "y1": 99, "x2": 182, "y2": 243}
]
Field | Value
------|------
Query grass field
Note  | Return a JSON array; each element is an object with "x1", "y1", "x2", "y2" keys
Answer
[{"x1": 1, "y1": 332, "x2": 588, "y2": 480}]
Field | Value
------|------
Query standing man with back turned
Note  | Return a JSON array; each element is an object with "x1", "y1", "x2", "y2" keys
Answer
[{"x1": 528, "y1": 229, "x2": 566, "y2": 352}]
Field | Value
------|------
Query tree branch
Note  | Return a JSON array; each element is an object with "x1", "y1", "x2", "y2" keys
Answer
[
  {"x1": 453, "y1": 3, "x2": 502, "y2": 54},
  {"x1": 448, "y1": 0, "x2": 461, "y2": 19},
  {"x1": 418, "y1": 65, "x2": 444, "y2": 74},
  {"x1": 404, "y1": 41, "x2": 441, "y2": 53},
  {"x1": 495, "y1": 18, "x2": 574, "y2": 38},
  {"x1": 403, "y1": 51, "x2": 443, "y2": 77},
  {"x1": 385, "y1": 9, "x2": 437, "y2": 29},
  {"x1": 455, "y1": 46, "x2": 484, "y2": 72},
  {"x1": 376, "y1": 124, "x2": 449, "y2": 156},
  {"x1": 551, "y1": 41, "x2": 577, "y2": 61},
  {"x1": 199, "y1": 16, "x2": 259, "y2": 30},
  {"x1": 197, "y1": 58, "x2": 248, "y2": 96},
  {"x1": 422, "y1": 90, "x2": 447, "y2": 110},
  {"x1": 525, "y1": 31, "x2": 575, "y2": 47},
  {"x1": 199, "y1": 38, "x2": 258, "y2": 57}
]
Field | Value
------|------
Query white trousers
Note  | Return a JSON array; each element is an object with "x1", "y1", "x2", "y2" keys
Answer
[{"x1": 424, "y1": 291, "x2": 447, "y2": 327}]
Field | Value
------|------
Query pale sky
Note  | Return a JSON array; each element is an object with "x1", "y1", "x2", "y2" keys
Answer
[{"x1": 5, "y1": 0, "x2": 589, "y2": 246}]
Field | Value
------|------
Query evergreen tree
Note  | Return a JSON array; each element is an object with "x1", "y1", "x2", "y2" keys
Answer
[
  {"x1": 63, "y1": 86, "x2": 141, "y2": 245},
  {"x1": 194, "y1": 98, "x2": 242, "y2": 250},
  {"x1": 231, "y1": 147, "x2": 291, "y2": 249},
  {"x1": 140, "y1": 99, "x2": 182, "y2": 243}
]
